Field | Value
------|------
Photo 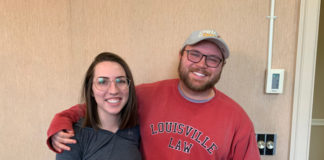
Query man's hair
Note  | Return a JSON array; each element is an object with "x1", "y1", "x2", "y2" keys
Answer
[{"x1": 81, "y1": 52, "x2": 138, "y2": 130}]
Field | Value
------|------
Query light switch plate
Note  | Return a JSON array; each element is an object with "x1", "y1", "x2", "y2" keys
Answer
[{"x1": 256, "y1": 133, "x2": 277, "y2": 155}]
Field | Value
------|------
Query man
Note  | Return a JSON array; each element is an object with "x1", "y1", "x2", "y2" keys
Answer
[{"x1": 47, "y1": 30, "x2": 260, "y2": 159}]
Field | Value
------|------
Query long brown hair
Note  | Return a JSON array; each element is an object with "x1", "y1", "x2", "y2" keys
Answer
[{"x1": 81, "y1": 52, "x2": 138, "y2": 130}]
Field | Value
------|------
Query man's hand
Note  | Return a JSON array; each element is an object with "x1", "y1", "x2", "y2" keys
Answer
[{"x1": 51, "y1": 130, "x2": 77, "y2": 152}]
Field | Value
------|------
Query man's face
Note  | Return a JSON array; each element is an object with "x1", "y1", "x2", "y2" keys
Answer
[{"x1": 178, "y1": 40, "x2": 225, "y2": 92}]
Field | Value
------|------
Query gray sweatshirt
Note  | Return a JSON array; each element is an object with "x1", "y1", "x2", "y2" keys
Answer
[{"x1": 56, "y1": 119, "x2": 141, "y2": 160}]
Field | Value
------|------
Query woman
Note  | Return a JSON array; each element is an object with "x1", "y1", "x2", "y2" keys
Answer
[{"x1": 56, "y1": 52, "x2": 141, "y2": 160}]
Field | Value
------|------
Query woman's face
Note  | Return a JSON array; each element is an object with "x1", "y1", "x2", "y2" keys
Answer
[{"x1": 92, "y1": 61, "x2": 129, "y2": 117}]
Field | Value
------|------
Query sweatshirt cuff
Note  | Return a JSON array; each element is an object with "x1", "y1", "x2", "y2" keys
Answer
[{"x1": 46, "y1": 123, "x2": 73, "y2": 153}]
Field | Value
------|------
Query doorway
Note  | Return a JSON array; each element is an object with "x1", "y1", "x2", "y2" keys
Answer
[
  {"x1": 309, "y1": 1, "x2": 324, "y2": 158},
  {"x1": 289, "y1": 0, "x2": 321, "y2": 159}
]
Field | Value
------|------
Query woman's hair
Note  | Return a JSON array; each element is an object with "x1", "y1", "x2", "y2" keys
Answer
[{"x1": 81, "y1": 52, "x2": 138, "y2": 130}]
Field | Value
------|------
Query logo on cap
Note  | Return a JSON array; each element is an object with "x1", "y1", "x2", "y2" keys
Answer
[{"x1": 199, "y1": 30, "x2": 218, "y2": 38}]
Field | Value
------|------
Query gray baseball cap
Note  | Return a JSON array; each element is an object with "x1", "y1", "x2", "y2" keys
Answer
[{"x1": 182, "y1": 30, "x2": 230, "y2": 59}]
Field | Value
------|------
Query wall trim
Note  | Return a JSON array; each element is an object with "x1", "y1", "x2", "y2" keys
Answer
[
  {"x1": 289, "y1": 0, "x2": 321, "y2": 159},
  {"x1": 312, "y1": 119, "x2": 324, "y2": 126}
]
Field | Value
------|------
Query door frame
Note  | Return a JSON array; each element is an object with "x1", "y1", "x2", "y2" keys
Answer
[{"x1": 289, "y1": 0, "x2": 321, "y2": 159}]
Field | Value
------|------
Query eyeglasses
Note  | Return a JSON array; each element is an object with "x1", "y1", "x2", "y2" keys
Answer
[
  {"x1": 94, "y1": 77, "x2": 131, "y2": 91},
  {"x1": 185, "y1": 50, "x2": 223, "y2": 68}
]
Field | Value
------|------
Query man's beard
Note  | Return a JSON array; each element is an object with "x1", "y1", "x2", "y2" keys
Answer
[{"x1": 177, "y1": 61, "x2": 222, "y2": 92}]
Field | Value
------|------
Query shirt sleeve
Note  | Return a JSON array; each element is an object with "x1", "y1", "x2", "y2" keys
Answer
[
  {"x1": 231, "y1": 118, "x2": 260, "y2": 160},
  {"x1": 242, "y1": 130, "x2": 261, "y2": 160},
  {"x1": 46, "y1": 104, "x2": 86, "y2": 153}
]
